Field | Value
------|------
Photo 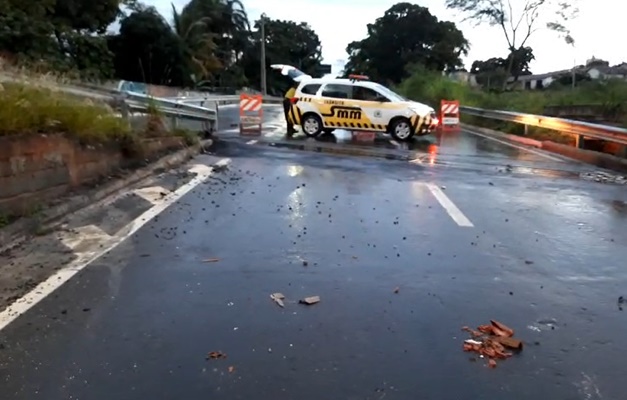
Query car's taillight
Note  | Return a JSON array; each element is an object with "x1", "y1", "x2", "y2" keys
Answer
[{"x1": 290, "y1": 97, "x2": 299, "y2": 104}]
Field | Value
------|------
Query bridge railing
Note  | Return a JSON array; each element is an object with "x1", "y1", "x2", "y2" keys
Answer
[{"x1": 461, "y1": 106, "x2": 627, "y2": 147}]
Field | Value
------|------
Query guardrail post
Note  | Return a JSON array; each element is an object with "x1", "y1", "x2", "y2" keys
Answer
[
  {"x1": 120, "y1": 99, "x2": 129, "y2": 120},
  {"x1": 575, "y1": 134, "x2": 585, "y2": 149}
]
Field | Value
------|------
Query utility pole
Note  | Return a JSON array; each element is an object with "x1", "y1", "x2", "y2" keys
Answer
[{"x1": 260, "y1": 13, "x2": 267, "y2": 96}]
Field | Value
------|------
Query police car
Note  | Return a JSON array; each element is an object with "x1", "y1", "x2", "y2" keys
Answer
[{"x1": 271, "y1": 64, "x2": 438, "y2": 141}]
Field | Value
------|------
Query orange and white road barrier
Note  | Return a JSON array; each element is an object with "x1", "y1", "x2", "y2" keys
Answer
[
  {"x1": 239, "y1": 94, "x2": 263, "y2": 135},
  {"x1": 440, "y1": 100, "x2": 460, "y2": 132}
]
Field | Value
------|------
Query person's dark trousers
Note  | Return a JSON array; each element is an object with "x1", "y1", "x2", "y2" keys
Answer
[{"x1": 283, "y1": 98, "x2": 295, "y2": 136}]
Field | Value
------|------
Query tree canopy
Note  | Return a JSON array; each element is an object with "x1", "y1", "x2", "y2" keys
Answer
[
  {"x1": 2, "y1": 0, "x2": 560, "y2": 95},
  {"x1": 445, "y1": 0, "x2": 577, "y2": 87},
  {"x1": 0, "y1": 0, "x2": 327, "y2": 92},
  {"x1": 471, "y1": 46, "x2": 535, "y2": 88},
  {"x1": 343, "y1": 2, "x2": 469, "y2": 85},
  {"x1": 240, "y1": 18, "x2": 323, "y2": 95}
]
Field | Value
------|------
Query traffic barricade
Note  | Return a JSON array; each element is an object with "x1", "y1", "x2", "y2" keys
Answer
[
  {"x1": 239, "y1": 94, "x2": 263, "y2": 135},
  {"x1": 440, "y1": 100, "x2": 460, "y2": 131}
]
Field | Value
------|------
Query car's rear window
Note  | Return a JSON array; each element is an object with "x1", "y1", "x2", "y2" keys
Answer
[{"x1": 300, "y1": 84, "x2": 321, "y2": 95}]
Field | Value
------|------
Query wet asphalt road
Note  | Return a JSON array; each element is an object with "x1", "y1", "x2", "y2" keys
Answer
[{"x1": 1, "y1": 106, "x2": 627, "y2": 399}]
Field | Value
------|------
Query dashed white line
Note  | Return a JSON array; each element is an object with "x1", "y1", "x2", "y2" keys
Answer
[
  {"x1": 0, "y1": 158, "x2": 231, "y2": 332},
  {"x1": 246, "y1": 139, "x2": 258, "y2": 145},
  {"x1": 425, "y1": 183, "x2": 474, "y2": 227}
]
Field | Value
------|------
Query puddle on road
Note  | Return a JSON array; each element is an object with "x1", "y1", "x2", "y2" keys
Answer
[{"x1": 222, "y1": 132, "x2": 626, "y2": 185}]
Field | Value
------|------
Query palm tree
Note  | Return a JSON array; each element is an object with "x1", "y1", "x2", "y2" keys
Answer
[
  {"x1": 171, "y1": 2, "x2": 221, "y2": 85},
  {"x1": 177, "y1": 0, "x2": 251, "y2": 86}
]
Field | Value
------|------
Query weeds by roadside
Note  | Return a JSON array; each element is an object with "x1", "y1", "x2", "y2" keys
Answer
[
  {"x1": 0, "y1": 82, "x2": 132, "y2": 143},
  {"x1": 397, "y1": 65, "x2": 627, "y2": 141}
]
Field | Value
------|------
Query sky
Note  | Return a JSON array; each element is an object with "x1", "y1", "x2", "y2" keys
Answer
[{"x1": 157, "y1": 0, "x2": 625, "y2": 76}]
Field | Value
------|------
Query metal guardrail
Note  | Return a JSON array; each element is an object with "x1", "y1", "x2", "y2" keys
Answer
[
  {"x1": 461, "y1": 106, "x2": 627, "y2": 146},
  {"x1": 3, "y1": 74, "x2": 281, "y2": 134}
]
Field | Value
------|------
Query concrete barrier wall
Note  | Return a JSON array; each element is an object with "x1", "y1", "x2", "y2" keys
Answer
[{"x1": 0, "y1": 134, "x2": 185, "y2": 216}]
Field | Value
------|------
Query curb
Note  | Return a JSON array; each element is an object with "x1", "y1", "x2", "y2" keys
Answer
[
  {"x1": 0, "y1": 139, "x2": 213, "y2": 253},
  {"x1": 541, "y1": 141, "x2": 627, "y2": 173},
  {"x1": 462, "y1": 123, "x2": 627, "y2": 172}
]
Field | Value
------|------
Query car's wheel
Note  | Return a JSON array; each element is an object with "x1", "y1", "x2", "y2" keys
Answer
[
  {"x1": 323, "y1": 128, "x2": 335, "y2": 135},
  {"x1": 301, "y1": 113, "x2": 323, "y2": 137},
  {"x1": 390, "y1": 118, "x2": 414, "y2": 141}
]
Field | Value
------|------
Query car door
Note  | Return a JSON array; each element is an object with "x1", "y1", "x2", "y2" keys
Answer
[
  {"x1": 317, "y1": 83, "x2": 368, "y2": 129},
  {"x1": 269, "y1": 64, "x2": 312, "y2": 82},
  {"x1": 351, "y1": 86, "x2": 392, "y2": 131}
]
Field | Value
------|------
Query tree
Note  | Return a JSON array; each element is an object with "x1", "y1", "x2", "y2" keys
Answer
[
  {"x1": 171, "y1": 3, "x2": 221, "y2": 85},
  {"x1": 445, "y1": 0, "x2": 578, "y2": 87},
  {"x1": 0, "y1": 0, "x2": 134, "y2": 77},
  {"x1": 178, "y1": 0, "x2": 250, "y2": 85},
  {"x1": 471, "y1": 46, "x2": 534, "y2": 89},
  {"x1": 109, "y1": 7, "x2": 190, "y2": 86},
  {"x1": 471, "y1": 57, "x2": 507, "y2": 88},
  {"x1": 240, "y1": 18, "x2": 323, "y2": 95},
  {"x1": 0, "y1": 0, "x2": 58, "y2": 61},
  {"x1": 506, "y1": 46, "x2": 534, "y2": 78},
  {"x1": 343, "y1": 3, "x2": 469, "y2": 85}
]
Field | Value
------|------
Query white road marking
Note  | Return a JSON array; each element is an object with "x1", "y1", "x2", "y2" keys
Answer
[
  {"x1": 133, "y1": 185, "x2": 170, "y2": 204},
  {"x1": 464, "y1": 129, "x2": 565, "y2": 162},
  {"x1": 0, "y1": 158, "x2": 231, "y2": 332},
  {"x1": 409, "y1": 154, "x2": 428, "y2": 164},
  {"x1": 58, "y1": 225, "x2": 112, "y2": 250},
  {"x1": 389, "y1": 139, "x2": 401, "y2": 147},
  {"x1": 425, "y1": 183, "x2": 474, "y2": 227},
  {"x1": 246, "y1": 140, "x2": 258, "y2": 145},
  {"x1": 189, "y1": 163, "x2": 215, "y2": 175}
]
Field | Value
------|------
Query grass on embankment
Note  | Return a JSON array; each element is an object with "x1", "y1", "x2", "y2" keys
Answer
[
  {"x1": 0, "y1": 82, "x2": 132, "y2": 143},
  {"x1": 397, "y1": 66, "x2": 627, "y2": 144}
]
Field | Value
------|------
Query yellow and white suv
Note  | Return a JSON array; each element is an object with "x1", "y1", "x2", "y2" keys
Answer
[{"x1": 271, "y1": 65, "x2": 438, "y2": 141}]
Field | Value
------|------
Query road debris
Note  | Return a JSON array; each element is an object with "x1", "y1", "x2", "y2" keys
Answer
[
  {"x1": 207, "y1": 351, "x2": 227, "y2": 360},
  {"x1": 462, "y1": 320, "x2": 522, "y2": 368},
  {"x1": 202, "y1": 258, "x2": 220, "y2": 263},
  {"x1": 228, "y1": 366, "x2": 235, "y2": 373},
  {"x1": 393, "y1": 287, "x2": 400, "y2": 294},
  {"x1": 580, "y1": 171, "x2": 626, "y2": 185},
  {"x1": 270, "y1": 293, "x2": 285, "y2": 307},
  {"x1": 299, "y1": 296, "x2": 320, "y2": 305}
]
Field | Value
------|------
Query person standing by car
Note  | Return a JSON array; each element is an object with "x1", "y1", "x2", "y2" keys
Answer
[{"x1": 283, "y1": 83, "x2": 298, "y2": 137}]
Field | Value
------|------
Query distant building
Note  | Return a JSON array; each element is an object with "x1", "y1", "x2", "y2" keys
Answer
[{"x1": 510, "y1": 57, "x2": 627, "y2": 90}]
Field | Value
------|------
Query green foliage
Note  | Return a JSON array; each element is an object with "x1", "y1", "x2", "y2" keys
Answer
[
  {"x1": 0, "y1": 0, "x2": 126, "y2": 78},
  {"x1": 397, "y1": 67, "x2": 627, "y2": 138},
  {"x1": 0, "y1": 82, "x2": 132, "y2": 143},
  {"x1": 108, "y1": 7, "x2": 191, "y2": 86},
  {"x1": 344, "y1": 3, "x2": 469, "y2": 85},
  {"x1": 172, "y1": 128, "x2": 199, "y2": 145},
  {"x1": 471, "y1": 47, "x2": 535, "y2": 88},
  {"x1": 240, "y1": 18, "x2": 324, "y2": 95}
]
